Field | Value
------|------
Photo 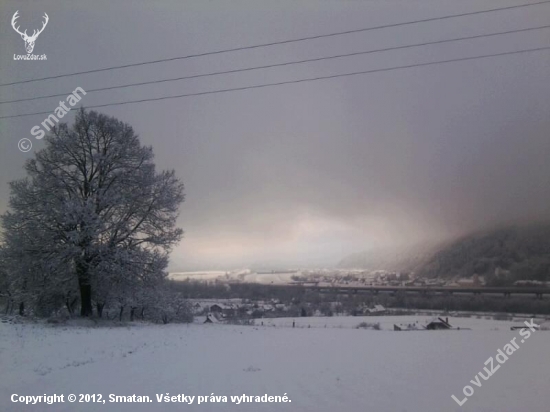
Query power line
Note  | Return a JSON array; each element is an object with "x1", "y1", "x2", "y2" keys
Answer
[
  {"x1": 2, "y1": 46, "x2": 548, "y2": 120},
  {"x1": 1, "y1": 0, "x2": 549, "y2": 87},
  {"x1": 2, "y1": 24, "x2": 549, "y2": 105}
]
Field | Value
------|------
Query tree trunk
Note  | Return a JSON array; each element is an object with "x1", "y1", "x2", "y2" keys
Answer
[
  {"x1": 76, "y1": 248, "x2": 93, "y2": 317},
  {"x1": 18, "y1": 301, "x2": 25, "y2": 316},
  {"x1": 130, "y1": 307, "x2": 136, "y2": 322},
  {"x1": 79, "y1": 283, "x2": 93, "y2": 317},
  {"x1": 70, "y1": 298, "x2": 78, "y2": 314},
  {"x1": 66, "y1": 297, "x2": 74, "y2": 315},
  {"x1": 140, "y1": 307, "x2": 145, "y2": 320},
  {"x1": 119, "y1": 306, "x2": 124, "y2": 322},
  {"x1": 96, "y1": 303, "x2": 104, "y2": 318}
]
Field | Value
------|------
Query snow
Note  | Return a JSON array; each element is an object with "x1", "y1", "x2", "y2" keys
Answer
[
  {"x1": 169, "y1": 271, "x2": 297, "y2": 285},
  {"x1": 253, "y1": 315, "x2": 522, "y2": 331},
  {"x1": 169, "y1": 271, "x2": 229, "y2": 281},
  {"x1": 1, "y1": 317, "x2": 549, "y2": 411}
]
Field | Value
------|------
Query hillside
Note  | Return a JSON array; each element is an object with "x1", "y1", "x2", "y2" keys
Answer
[
  {"x1": 417, "y1": 224, "x2": 550, "y2": 284},
  {"x1": 339, "y1": 224, "x2": 550, "y2": 285}
]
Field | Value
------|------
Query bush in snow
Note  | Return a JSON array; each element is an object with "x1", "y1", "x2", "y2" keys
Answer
[
  {"x1": 146, "y1": 285, "x2": 193, "y2": 324},
  {"x1": 356, "y1": 322, "x2": 381, "y2": 330}
]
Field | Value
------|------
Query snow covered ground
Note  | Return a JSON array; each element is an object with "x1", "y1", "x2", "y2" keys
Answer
[
  {"x1": 1, "y1": 316, "x2": 549, "y2": 412},
  {"x1": 253, "y1": 314, "x2": 523, "y2": 330}
]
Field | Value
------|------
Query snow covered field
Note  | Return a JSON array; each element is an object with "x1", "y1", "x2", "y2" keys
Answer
[
  {"x1": 1, "y1": 316, "x2": 549, "y2": 412},
  {"x1": 253, "y1": 314, "x2": 523, "y2": 330}
]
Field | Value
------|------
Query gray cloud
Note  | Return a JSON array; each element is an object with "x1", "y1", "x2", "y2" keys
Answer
[{"x1": 1, "y1": 0, "x2": 549, "y2": 270}]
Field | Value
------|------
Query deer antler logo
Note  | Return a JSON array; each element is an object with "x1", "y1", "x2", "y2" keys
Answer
[{"x1": 11, "y1": 11, "x2": 49, "y2": 54}]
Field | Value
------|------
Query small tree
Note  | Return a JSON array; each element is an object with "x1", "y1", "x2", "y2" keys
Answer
[{"x1": 148, "y1": 283, "x2": 193, "y2": 324}]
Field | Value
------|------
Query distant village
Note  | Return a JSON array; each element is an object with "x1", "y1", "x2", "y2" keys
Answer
[
  {"x1": 289, "y1": 270, "x2": 487, "y2": 288},
  {"x1": 170, "y1": 268, "x2": 550, "y2": 320},
  {"x1": 189, "y1": 298, "x2": 388, "y2": 323},
  {"x1": 171, "y1": 268, "x2": 550, "y2": 289}
]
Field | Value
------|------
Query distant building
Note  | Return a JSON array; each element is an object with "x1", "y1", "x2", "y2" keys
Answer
[
  {"x1": 366, "y1": 304, "x2": 386, "y2": 314},
  {"x1": 208, "y1": 303, "x2": 235, "y2": 318},
  {"x1": 514, "y1": 280, "x2": 546, "y2": 287},
  {"x1": 210, "y1": 304, "x2": 224, "y2": 313},
  {"x1": 204, "y1": 313, "x2": 219, "y2": 323},
  {"x1": 456, "y1": 278, "x2": 476, "y2": 287},
  {"x1": 425, "y1": 317, "x2": 452, "y2": 330}
]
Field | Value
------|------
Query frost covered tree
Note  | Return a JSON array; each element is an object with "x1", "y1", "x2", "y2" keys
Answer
[{"x1": 1, "y1": 109, "x2": 184, "y2": 316}]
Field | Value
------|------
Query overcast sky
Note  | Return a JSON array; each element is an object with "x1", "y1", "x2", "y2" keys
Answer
[{"x1": 1, "y1": 0, "x2": 549, "y2": 270}]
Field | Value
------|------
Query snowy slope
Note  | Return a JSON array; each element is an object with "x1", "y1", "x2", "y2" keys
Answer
[{"x1": 1, "y1": 319, "x2": 549, "y2": 412}]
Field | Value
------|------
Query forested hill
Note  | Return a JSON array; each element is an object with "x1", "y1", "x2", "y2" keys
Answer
[
  {"x1": 339, "y1": 224, "x2": 550, "y2": 284},
  {"x1": 416, "y1": 224, "x2": 550, "y2": 284}
]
